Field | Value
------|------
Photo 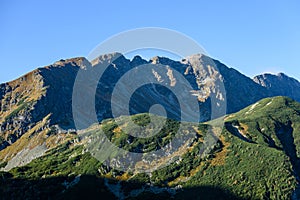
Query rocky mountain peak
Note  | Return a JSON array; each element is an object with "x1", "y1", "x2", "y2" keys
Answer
[
  {"x1": 130, "y1": 55, "x2": 148, "y2": 67},
  {"x1": 253, "y1": 72, "x2": 300, "y2": 102},
  {"x1": 149, "y1": 56, "x2": 177, "y2": 65},
  {"x1": 253, "y1": 72, "x2": 296, "y2": 83},
  {"x1": 51, "y1": 57, "x2": 91, "y2": 70},
  {"x1": 277, "y1": 72, "x2": 288, "y2": 78},
  {"x1": 182, "y1": 53, "x2": 211, "y2": 65},
  {"x1": 91, "y1": 52, "x2": 127, "y2": 67}
]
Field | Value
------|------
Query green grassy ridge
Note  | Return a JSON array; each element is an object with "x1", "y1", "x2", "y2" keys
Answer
[
  {"x1": 184, "y1": 130, "x2": 296, "y2": 199},
  {"x1": 225, "y1": 96, "x2": 300, "y2": 166},
  {"x1": 1, "y1": 96, "x2": 300, "y2": 199},
  {"x1": 227, "y1": 96, "x2": 300, "y2": 121}
]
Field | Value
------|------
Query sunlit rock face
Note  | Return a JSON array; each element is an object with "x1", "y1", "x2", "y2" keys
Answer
[{"x1": 254, "y1": 73, "x2": 300, "y2": 102}]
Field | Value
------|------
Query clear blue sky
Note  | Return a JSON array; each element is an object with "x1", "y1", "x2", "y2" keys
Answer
[{"x1": 1, "y1": 0, "x2": 299, "y2": 83}]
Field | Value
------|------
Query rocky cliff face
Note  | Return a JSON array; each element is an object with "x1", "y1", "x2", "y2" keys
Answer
[
  {"x1": 0, "y1": 57, "x2": 89, "y2": 164},
  {"x1": 0, "y1": 69, "x2": 45, "y2": 150},
  {"x1": 188, "y1": 55, "x2": 271, "y2": 114},
  {"x1": 254, "y1": 73, "x2": 300, "y2": 102}
]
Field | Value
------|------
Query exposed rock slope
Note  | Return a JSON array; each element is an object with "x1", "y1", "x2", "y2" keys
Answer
[{"x1": 254, "y1": 73, "x2": 300, "y2": 102}]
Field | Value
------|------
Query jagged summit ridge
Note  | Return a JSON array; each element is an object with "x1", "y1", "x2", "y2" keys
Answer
[
  {"x1": 90, "y1": 52, "x2": 125, "y2": 67},
  {"x1": 254, "y1": 72, "x2": 300, "y2": 102},
  {"x1": 52, "y1": 57, "x2": 91, "y2": 69}
]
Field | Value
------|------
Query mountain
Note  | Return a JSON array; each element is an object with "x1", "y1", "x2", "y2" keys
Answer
[
  {"x1": 254, "y1": 73, "x2": 300, "y2": 102},
  {"x1": 1, "y1": 53, "x2": 299, "y2": 154},
  {"x1": 0, "y1": 96, "x2": 299, "y2": 199},
  {"x1": 0, "y1": 53, "x2": 300, "y2": 199},
  {"x1": 0, "y1": 57, "x2": 88, "y2": 153}
]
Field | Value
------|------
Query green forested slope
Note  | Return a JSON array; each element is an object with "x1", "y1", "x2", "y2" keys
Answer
[{"x1": 0, "y1": 96, "x2": 299, "y2": 200}]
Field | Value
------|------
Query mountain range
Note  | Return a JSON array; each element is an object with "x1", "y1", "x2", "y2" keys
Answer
[{"x1": 0, "y1": 53, "x2": 300, "y2": 199}]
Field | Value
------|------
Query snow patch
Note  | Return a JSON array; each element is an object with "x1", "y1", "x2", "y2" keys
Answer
[
  {"x1": 266, "y1": 100, "x2": 273, "y2": 106},
  {"x1": 246, "y1": 102, "x2": 259, "y2": 114},
  {"x1": 233, "y1": 125, "x2": 249, "y2": 139}
]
